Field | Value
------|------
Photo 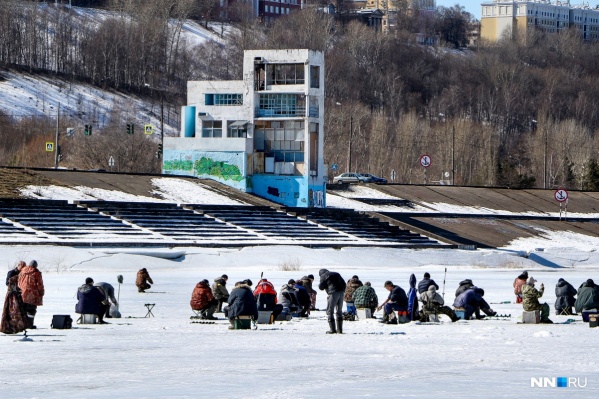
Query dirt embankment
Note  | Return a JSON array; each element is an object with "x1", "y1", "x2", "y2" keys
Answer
[{"x1": 0, "y1": 168, "x2": 58, "y2": 198}]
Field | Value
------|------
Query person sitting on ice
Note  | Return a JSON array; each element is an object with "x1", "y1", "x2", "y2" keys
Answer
[
  {"x1": 377, "y1": 281, "x2": 408, "y2": 324},
  {"x1": 253, "y1": 278, "x2": 283, "y2": 321},
  {"x1": 455, "y1": 279, "x2": 474, "y2": 297},
  {"x1": 75, "y1": 277, "x2": 109, "y2": 324},
  {"x1": 419, "y1": 285, "x2": 459, "y2": 322},
  {"x1": 278, "y1": 280, "x2": 302, "y2": 317},
  {"x1": 522, "y1": 276, "x2": 552, "y2": 324},
  {"x1": 343, "y1": 275, "x2": 363, "y2": 315},
  {"x1": 352, "y1": 281, "x2": 378, "y2": 318},
  {"x1": 294, "y1": 280, "x2": 311, "y2": 317},
  {"x1": 190, "y1": 279, "x2": 218, "y2": 320},
  {"x1": 417, "y1": 272, "x2": 439, "y2": 294},
  {"x1": 574, "y1": 279, "x2": 599, "y2": 315},
  {"x1": 513, "y1": 271, "x2": 528, "y2": 304},
  {"x1": 554, "y1": 278, "x2": 577, "y2": 315},
  {"x1": 453, "y1": 287, "x2": 496, "y2": 320},
  {"x1": 225, "y1": 281, "x2": 258, "y2": 329}
]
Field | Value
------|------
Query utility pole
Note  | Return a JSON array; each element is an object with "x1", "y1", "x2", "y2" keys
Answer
[
  {"x1": 347, "y1": 115, "x2": 353, "y2": 172},
  {"x1": 54, "y1": 103, "x2": 60, "y2": 169},
  {"x1": 452, "y1": 125, "x2": 455, "y2": 185},
  {"x1": 544, "y1": 126, "x2": 547, "y2": 189}
]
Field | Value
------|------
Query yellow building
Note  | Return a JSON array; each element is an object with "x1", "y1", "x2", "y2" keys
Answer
[{"x1": 481, "y1": 0, "x2": 599, "y2": 42}]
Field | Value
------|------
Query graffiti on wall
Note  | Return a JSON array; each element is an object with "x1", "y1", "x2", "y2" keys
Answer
[
  {"x1": 195, "y1": 157, "x2": 243, "y2": 182},
  {"x1": 163, "y1": 151, "x2": 244, "y2": 183}
]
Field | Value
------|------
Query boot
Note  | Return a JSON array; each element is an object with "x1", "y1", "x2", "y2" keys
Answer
[
  {"x1": 326, "y1": 319, "x2": 336, "y2": 334},
  {"x1": 378, "y1": 313, "x2": 389, "y2": 323},
  {"x1": 336, "y1": 317, "x2": 343, "y2": 334}
]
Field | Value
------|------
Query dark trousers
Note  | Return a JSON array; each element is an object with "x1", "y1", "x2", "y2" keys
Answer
[
  {"x1": 326, "y1": 291, "x2": 344, "y2": 321},
  {"x1": 24, "y1": 303, "x2": 37, "y2": 328},
  {"x1": 217, "y1": 298, "x2": 228, "y2": 313}
]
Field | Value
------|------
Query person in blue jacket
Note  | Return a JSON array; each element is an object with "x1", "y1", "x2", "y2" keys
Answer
[
  {"x1": 453, "y1": 287, "x2": 495, "y2": 320},
  {"x1": 407, "y1": 274, "x2": 419, "y2": 321}
]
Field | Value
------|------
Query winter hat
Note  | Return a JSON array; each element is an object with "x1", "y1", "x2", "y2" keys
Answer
[
  {"x1": 384, "y1": 280, "x2": 393, "y2": 287},
  {"x1": 201, "y1": 279, "x2": 209, "y2": 285},
  {"x1": 527, "y1": 276, "x2": 537, "y2": 285},
  {"x1": 222, "y1": 274, "x2": 228, "y2": 279},
  {"x1": 29, "y1": 260, "x2": 38, "y2": 268},
  {"x1": 243, "y1": 279, "x2": 253, "y2": 286},
  {"x1": 424, "y1": 272, "x2": 430, "y2": 279},
  {"x1": 428, "y1": 285, "x2": 437, "y2": 293},
  {"x1": 365, "y1": 281, "x2": 371, "y2": 286},
  {"x1": 308, "y1": 274, "x2": 314, "y2": 280},
  {"x1": 295, "y1": 280, "x2": 304, "y2": 286},
  {"x1": 318, "y1": 269, "x2": 328, "y2": 276},
  {"x1": 85, "y1": 277, "x2": 94, "y2": 285},
  {"x1": 17, "y1": 261, "x2": 26, "y2": 268},
  {"x1": 352, "y1": 275, "x2": 359, "y2": 279},
  {"x1": 587, "y1": 279, "x2": 595, "y2": 286},
  {"x1": 288, "y1": 279, "x2": 296, "y2": 285}
]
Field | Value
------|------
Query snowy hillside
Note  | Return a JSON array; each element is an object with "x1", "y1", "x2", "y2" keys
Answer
[{"x1": 0, "y1": 5, "x2": 228, "y2": 137}]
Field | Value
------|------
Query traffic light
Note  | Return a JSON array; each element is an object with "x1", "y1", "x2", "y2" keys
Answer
[
  {"x1": 158, "y1": 143, "x2": 163, "y2": 152},
  {"x1": 84, "y1": 124, "x2": 92, "y2": 135},
  {"x1": 126, "y1": 123, "x2": 134, "y2": 135}
]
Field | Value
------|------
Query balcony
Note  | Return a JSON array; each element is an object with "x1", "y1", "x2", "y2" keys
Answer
[{"x1": 255, "y1": 106, "x2": 306, "y2": 118}]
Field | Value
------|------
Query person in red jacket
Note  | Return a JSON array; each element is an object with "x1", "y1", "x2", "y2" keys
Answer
[
  {"x1": 190, "y1": 279, "x2": 218, "y2": 320},
  {"x1": 17, "y1": 260, "x2": 44, "y2": 329},
  {"x1": 253, "y1": 278, "x2": 283, "y2": 320}
]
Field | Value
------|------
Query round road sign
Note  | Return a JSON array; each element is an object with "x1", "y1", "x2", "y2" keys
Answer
[
  {"x1": 419, "y1": 154, "x2": 431, "y2": 168},
  {"x1": 554, "y1": 189, "x2": 568, "y2": 202}
]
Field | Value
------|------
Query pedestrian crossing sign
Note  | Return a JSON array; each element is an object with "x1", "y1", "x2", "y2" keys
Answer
[
  {"x1": 144, "y1": 124, "x2": 154, "y2": 135},
  {"x1": 46, "y1": 142, "x2": 54, "y2": 152}
]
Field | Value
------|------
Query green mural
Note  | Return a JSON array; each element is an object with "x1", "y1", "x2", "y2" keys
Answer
[
  {"x1": 163, "y1": 159, "x2": 194, "y2": 171},
  {"x1": 195, "y1": 157, "x2": 243, "y2": 181}
]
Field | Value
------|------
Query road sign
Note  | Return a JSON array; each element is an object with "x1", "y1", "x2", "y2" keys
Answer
[
  {"x1": 554, "y1": 189, "x2": 568, "y2": 202},
  {"x1": 108, "y1": 156, "x2": 115, "y2": 167},
  {"x1": 45, "y1": 142, "x2": 54, "y2": 152},
  {"x1": 331, "y1": 163, "x2": 339, "y2": 172},
  {"x1": 419, "y1": 154, "x2": 431, "y2": 168},
  {"x1": 391, "y1": 169, "x2": 397, "y2": 181},
  {"x1": 144, "y1": 124, "x2": 154, "y2": 135}
]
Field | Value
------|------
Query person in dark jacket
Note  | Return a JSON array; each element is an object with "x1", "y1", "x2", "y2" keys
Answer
[
  {"x1": 554, "y1": 278, "x2": 577, "y2": 315},
  {"x1": 212, "y1": 274, "x2": 229, "y2": 313},
  {"x1": 225, "y1": 281, "x2": 258, "y2": 329},
  {"x1": 301, "y1": 275, "x2": 317, "y2": 310},
  {"x1": 574, "y1": 279, "x2": 599, "y2": 314},
  {"x1": 294, "y1": 280, "x2": 311, "y2": 317},
  {"x1": 417, "y1": 272, "x2": 439, "y2": 294},
  {"x1": 344, "y1": 275, "x2": 363, "y2": 315},
  {"x1": 75, "y1": 277, "x2": 109, "y2": 324},
  {"x1": 419, "y1": 285, "x2": 459, "y2": 322},
  {"x1": 377, "y1": 281, "x2": 408, "y2": 324},
  {"x1": 453, "y1": 287, "x2": 495, "y2": 320},
  {"x1": 5, "y1": 261, "x2": 25, "y2": 287},
  {"x1": 455, "y1": 279, "x2": 474, "y2": 297},
  {"x1": 94, "y1": 281, "x2": 119, "y2": 319},
  {"x1": 278, "y1": 280, "x2": 301, "y2": 316},
  {"x1": 407, "y1": 274, "x2": 419, "y2": 321},
  {"x1": 318, "y1": 269, "x2": 346, "y2": 334}
]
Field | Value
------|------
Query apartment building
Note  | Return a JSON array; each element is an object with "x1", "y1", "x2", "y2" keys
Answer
[
  {"x1": 481, "y1": 0, "x2": 599, "y2": 41},
  {"x1": 163, "y1": 49, "x2": 327, "y2": 208}
]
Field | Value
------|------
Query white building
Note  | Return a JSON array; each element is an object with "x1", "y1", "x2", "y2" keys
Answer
[{"x1": 163, "y1": 49, "x2": 327, "y2": 208}]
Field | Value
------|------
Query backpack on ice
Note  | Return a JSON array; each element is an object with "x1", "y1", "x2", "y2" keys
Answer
[{"x1": 51, "y1": 315, "x2": 73, "y2": 329}]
